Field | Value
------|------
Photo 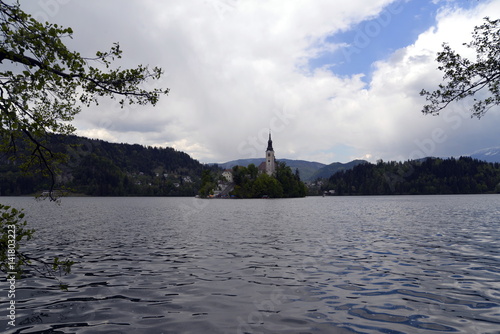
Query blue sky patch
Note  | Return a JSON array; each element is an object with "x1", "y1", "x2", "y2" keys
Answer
[{"x1": 308, "y1": 0, "x2": 477, "y2": 83}]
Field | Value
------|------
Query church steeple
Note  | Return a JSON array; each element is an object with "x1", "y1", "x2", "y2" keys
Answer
[{"x1": 266, "y1": 131, "x2": 274, "y2": 152}]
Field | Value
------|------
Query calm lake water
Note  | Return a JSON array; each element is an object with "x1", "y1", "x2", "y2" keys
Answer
[{"x1": 1, "y1": 195, "x2": 500, "y2": 334}]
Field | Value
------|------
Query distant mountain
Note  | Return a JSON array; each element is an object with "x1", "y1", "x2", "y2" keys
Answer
[
  {"x1": 216, "y1": 158, "x2": 265, "y2": 170},
  {"x1": 216, "y1": 158, "x2": 326, "y2": 181},
  {"x1": 217, "y1": 158, "x2": 368, "y2": 181},
  {"x1": 309, "y1": 160, "x2": 369, "y2": 180},
  {"x1": 280, "y1": 159, "x2": 326, "y2": 181},
  {"x1": 322, "y1": 157, "x2": 500, "y2": 195},
  {"x1": 0, "y1": 134, "x2": 208, "y2": 196},
  {"x1": 470, "y1": 146, "x2": 500, "y2": 163}
]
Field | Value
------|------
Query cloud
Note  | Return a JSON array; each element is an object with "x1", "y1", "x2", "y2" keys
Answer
[
  {"x1": 359, "y1": 0, "x2": 500, "y2": 160},
  {"x1": 19, "y1": 0, "x2": 500, "y2": 164}
]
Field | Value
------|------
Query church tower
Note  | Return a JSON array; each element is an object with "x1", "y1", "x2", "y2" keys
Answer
[{"x1": 265, "y1": 131, "x2": 276, "y2": 175}]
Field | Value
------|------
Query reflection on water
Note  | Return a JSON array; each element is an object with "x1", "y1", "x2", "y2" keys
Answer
[{"x1": 1, "y1": 195, "x2": 500, "y2": 333}]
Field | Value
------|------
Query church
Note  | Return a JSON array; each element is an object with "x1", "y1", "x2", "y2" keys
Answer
[{"x1": 258, "y1": 132, "x2": 276, "y2": 176}]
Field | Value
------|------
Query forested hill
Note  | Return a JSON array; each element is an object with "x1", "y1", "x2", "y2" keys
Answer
[
  {"x1": 322, "y1": 157, "x2": 500, "y2": 195},
  {"x1": 0, "y1": 135, "x2": 213, "y2": 196}
]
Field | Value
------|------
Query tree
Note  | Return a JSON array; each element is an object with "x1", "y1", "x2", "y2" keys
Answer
[
  {"x1": 420, "y1": 17, "x2": 499, "y2": 118},
  {"x1": 275, "y1": 162, "x2": 307, "y2": 197},
  {"x1": 0, "y1": 1, "x2": 168, "y2": 280},
  {"x1": 247, "y1": 163, "x2": 258, "y2": 179},
  {"x1": 0, "y1": 203, "x2": 73, "y2": 288},
  {"x1": 198, "y1": 169, "x2": 216, "y2": 197},
  {"x1": 0, "y1": 204, "x2": 33, "y2": 276},
  {"x1": 0, "y1": 1, "x2": 168, "y2": 193},
  {"x1": 252, "y1": 173, "x2": 283, "y2": 198}
]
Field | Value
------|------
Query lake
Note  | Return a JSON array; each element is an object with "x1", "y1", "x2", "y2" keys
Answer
[{"x1": 1, "y1": 195, "x2": 499, "y2": 333}]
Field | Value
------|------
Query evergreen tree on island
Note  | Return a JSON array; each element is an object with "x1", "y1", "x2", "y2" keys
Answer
[{"x1": 229, "y1": 161, "x2": 306, "y2": 198}]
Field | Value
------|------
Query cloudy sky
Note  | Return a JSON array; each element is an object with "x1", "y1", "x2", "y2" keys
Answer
[{"x1": 21, "y1": 0, "x2": 500, "y2": 164}]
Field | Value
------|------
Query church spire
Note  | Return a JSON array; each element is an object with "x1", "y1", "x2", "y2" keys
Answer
[{"x1": 266, "y1": 131, "x2": 274, "y2": 152}]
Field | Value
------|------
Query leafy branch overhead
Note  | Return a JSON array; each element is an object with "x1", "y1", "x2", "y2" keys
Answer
[
  {"x1": 0, "y1": 0, "x2": 169, "y2": 191},
  {"x1": 420, "y1": 17, "x2": 499, "y2": 118}
]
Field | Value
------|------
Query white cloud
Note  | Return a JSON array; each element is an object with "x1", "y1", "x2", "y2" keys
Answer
[
  {"x1": 20, "y1": 0, "x2": 500, "y2": 164},
  {"x1": 358, "y1": 0, "x2": 500, "y2": 160},
  {"x1": 76, "y1": 128, "x2": 118, "y2": 143}
]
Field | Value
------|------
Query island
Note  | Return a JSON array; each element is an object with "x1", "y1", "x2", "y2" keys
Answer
[{"x1": 198, "y1": 132, "x2": 307, "y2": 198}]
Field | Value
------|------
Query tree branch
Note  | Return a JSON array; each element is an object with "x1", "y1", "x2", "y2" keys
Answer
[{"x1": 0, "y1": 48, "x2": 77, "y2": 79}]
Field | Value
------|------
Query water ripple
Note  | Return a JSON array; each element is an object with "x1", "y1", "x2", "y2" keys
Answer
[{"x1": 1, "y1": 196, "x2": 499, "y2": 333}]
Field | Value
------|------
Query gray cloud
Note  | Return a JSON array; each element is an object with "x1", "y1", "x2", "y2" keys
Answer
[{"x1": 19, "y1": 0, "x2": 500, "y2": 164}]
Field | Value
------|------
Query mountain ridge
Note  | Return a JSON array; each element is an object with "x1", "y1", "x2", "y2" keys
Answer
[
  {"x1": 470, "y1": 146, "x2": 500, "y2": 163},
  {"x1": 0, "y1": 134, "x2": 209, "y2": 196},
  {"x1": 3, "y1": 133, "x2": 498, "y2": 196},
  {"x1": 216, "y1": 144, "x2": 500, "y2": 181},
  {"x1": 215, "y1": 158, "x2": 368, "y2": 181}
]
